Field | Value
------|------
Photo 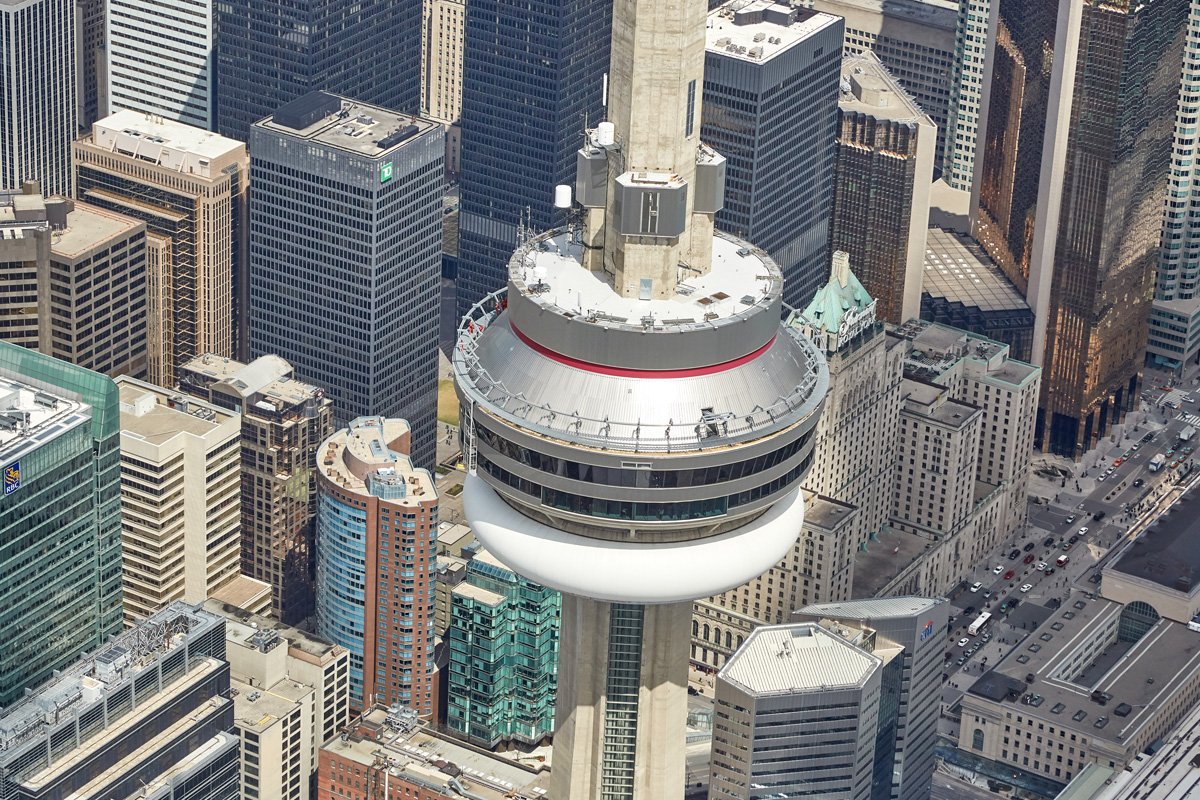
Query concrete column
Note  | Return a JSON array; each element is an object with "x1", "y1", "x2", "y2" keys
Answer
[{"x1": 550, "y1": 596, "x2": 693, "y2": 800}]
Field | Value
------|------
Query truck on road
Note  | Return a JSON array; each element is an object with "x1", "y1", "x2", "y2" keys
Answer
[
  {"x1": 1182, "y1": 426, "x2": 1196, "y2": 443},
  {"x1": 1150, "y1": 453, "x2": 1167, "y2": 472}
]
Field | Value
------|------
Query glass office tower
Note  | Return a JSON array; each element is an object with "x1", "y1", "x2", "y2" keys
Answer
[
  {"x1": 215, "y1": 0, "x2": 421, "y2": 142},
  {"x1": 454, "y1": 0, "x2": 611, "y2": 320},
  {"x1": 0, "y1": 342, "x2": 122, "y2": 705}
]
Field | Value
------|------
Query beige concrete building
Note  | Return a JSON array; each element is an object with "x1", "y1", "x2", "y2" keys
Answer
[
  {"x1": 74, "y1": 111, "x2": 249, "y2": 386},
  {"x1": 958, "y1": 591, "x2": 1200, "y2": 781},
  {"x1": 117, "y1": 375, "x2": 268, "y2": 625},
  {"x1": 692, "y1": 491, "x2": 858, "y2": 669},
  {"x1": 421, "y1": 0, "x2": 465, "y2": 124},
  {"x1": 0, "y1": 186, "x2": 53, "y2": 350},
  {"x1": 206, "y1": 599, "x2": 353, "y2": 800},
  {"x1": 179, "y1": 353, "x2": 335, "y2": 624},
  {"x1": 435, "y1": 554, "x2": 470, "y2": 637}
]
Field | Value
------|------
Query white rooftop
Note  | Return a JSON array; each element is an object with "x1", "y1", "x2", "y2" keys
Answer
[
  {"x1": 91, "y1": 110, "x2": 244, "y2": 177},
  {"x1": 706, "y1": 1, "x2": 841, "y2": 64},
  {"x1": 0, "y1": 376, "x2": 89, "y2": 462},
  {"x1": 719, "y1": 623, "x2": 881, "y2": 696},
  {"x1": 512, "y1": 231, "x2": 779, "y2": 329}
]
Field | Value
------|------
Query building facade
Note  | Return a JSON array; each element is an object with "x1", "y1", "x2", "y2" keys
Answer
[
  {"x1": 206, "y1": 597, "x2": 353, "y2": 795},
  {"x1": 831, "y1": 52, "x2": 935, "y2": 324},
  {"x1": 214, "y1": 0, "x2": 420, "y2": 143},
  {"x1": 0, "y1": 187, "x2": 53, "y2": 350},
  {"x1": 115, "y1": 376, "x2": 266, "y2": 625},
  {"x1": 709, "y1": 623, "x2": 884, "y2": 800},
  {"x1": 0, "y1": 342, "x2": 123, "y2": 705},
  {"x1": 454, "y1": 0, "x2": 610, "y2": 320},
  {"x1": 76, "y1": 0, "x2": 106, "y2": 131},
  {"x1": 0, "y1": 0, "x2": 75, "y2": 196},
  {"x1": 249, "y1": 93, "x2": 442, "y2": 470},
  {"x1": 0, "y1": 602, "x2": 238, "y2": 800},
  {"x1": 795, "y1": 597, "x2": 949, "y2": 800},
  {"x1": 180, "y1": 354, "x2": 335, "y2": 624},
  {"x1": 1147, "y1": 0, "x2": 1200, "y2": 374},
  {"x1": 73, "y1": 112, "x2": 248, "y2": 386},
  {"x1": 315, "y1": 418, "x2": 439, "y2": 718},
  {"x1": 46, "y1": 198, "x2": 149, "y2": 378},
  {"x1": 703, "y1": 2, "x2": 843, "y2": 308},
  {"x1": 812, "y1": 0, "x2": 955, "y2": 172},
  {"x1": 446, "y1": 549, "x2": 559, "y2": 749},
  {"x1": 420, "y1": 0, "x2": 465, "y2": 124},
  {"x1": 942, "y1": 0, "x2": 993, "y2": 190},
  {"x1": 692, "y1": 490, "x2": 858, "y2": 670},
  {"x1": 106, "y1": 0, "x2": 216, "y2": 128}
]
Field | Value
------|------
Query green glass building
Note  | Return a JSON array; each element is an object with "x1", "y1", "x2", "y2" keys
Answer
[
  {"x1": 447, "y1": 549, "x2": 559, "y2": 749},
  {"x1": 0, "y1": 342, "x2": 123, "y2": 705}
]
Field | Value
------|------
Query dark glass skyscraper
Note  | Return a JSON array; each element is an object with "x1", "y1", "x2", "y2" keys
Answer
[
  {"x1": 454, "y1": 0, "x2": 611, "y2": 321},
  {"x1": 215, "y1": 0, "x2": 421, "y2": 142},
  {"x1": 701, "y1": 3, "x2": 842, "y2": 309},
  {"x1": 249, "y1": 93, "x2": 443, "y2": 471}
]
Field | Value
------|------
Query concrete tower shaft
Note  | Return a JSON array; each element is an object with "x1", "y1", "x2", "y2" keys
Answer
[{"x1": 582, "y1": 0, "x2": 722, "y2": 298}]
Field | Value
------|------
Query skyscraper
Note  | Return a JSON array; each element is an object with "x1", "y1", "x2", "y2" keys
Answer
[
  {"x1": 453, "y1": 0, "x2": 611, "y2": 320},
  {"x1": 453, "y1": 1, "x2": 828, "y2": 794},
  {"x1": 709, "y1": 623, "x2": 885, "y2": 800},
  {"x1": 420, "y1": 0, "x2": 465, "y2": 124},
  {"x1": 0, "y1": 0, "x2": 76, "y2": 196},
  {"x1": 830, "y1": 53, "x2": 936, "y2": 324},
  {"x1": 180, "y1": 354, "x2": 335, "y2": 624},
  {"x1": 214, "y1": 0, "x2": 420, "y2": 143},
  {"x1": 702, "y1": 1, "x2": 843, "y2": 308},
  {"x1": 115, "y1": 376, "x2": 268, "y2": 626},
  {"x1": 315, "y1": 417, "x2": 439, "y2": 718},
  {"x1": 106, "y1": 0, "x2": 216, "y2": 128},
  {"x1": 0, "y1": 341, "x2": 123, "y2": 704},
  {"x1": 942, "y1": 0, "x2": 994, "y2": 190},
  {"x1": 795, "y1": 597, "x2": 949, "y2": 800},
  {"x1": 446, "y1": 549, "x2": 560, "y2": 749},
  {"x1": 1147, "y1": 0, "x2": 1200, "y2": 374},
  {"x1": 249, "y1": 94, "x2": 442, "y2": 470},
  {"x1": 73, "y1": 112, "x2": 248, "y2": 386},
  {"x1": 1036, "y1": 0, "x2": 1187, "y2": 455},
  {"x1": 0, "y1": 602, "x2": 239, "y2": 800}
]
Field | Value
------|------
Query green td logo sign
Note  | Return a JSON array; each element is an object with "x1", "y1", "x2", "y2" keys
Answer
[{"x1": 381, "y1": 162, "x2": 393, "y2": 183}]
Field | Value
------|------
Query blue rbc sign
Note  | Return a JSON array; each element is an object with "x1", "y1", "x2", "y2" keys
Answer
[{"x1": 3, "y1": 461, "x2": 19, "y2": 494}]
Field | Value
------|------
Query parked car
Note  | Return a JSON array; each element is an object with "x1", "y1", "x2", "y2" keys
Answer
[
  {"x1": 994, "y1": 564, "x2": 1004, "y2": 574},
  {"x1": 982, "y1": 633, "x2": 992, "y2": 642},
  {"x1": 1009, "y1": 549, "x2": 1022, "y2": 559},
  {"x1": 970, "y1": 582, "x2": 983, "y2": 593},
  {"x1": 1004, "y1": 570, "x2": 1015, "y2": 580},
  {"x1": 1024, "y1": 554, "x2": 1035, "y2": 564},
  {"x1": 1021, "y1": 583, "x2": 1033, "y2": 593},
  {"x1": 1098, "y1": 474, "x2": 1108, "y2": 482},
  {"x1": 957, "y1": 657, "x2": 966, "y2": 666},
  {"x1": 1036, "y1": 562, "x2": 1048, "y2": 571},
  {"x1": 1044, "y1": 537, "x2": 1056, "y2": 547},
  {"x1": 1024, "y1": 542, "x2": 1036, "y2": 552}
]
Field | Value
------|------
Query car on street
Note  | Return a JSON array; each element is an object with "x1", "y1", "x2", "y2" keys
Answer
[
  {"x1": 1144, "y1": 433, "x2": 1155, "y2": 443},
  {"x1": 1062, "y1": 542, "x2": 1073, "y2": 551},
  {"x1": 1098, "y1": 474, "x2": 1108, "y2": 481},
  {"x1": 982, "y1": 633, "x2": 992, "y2": 642},
  {"x1": 994, "y1": 564, "x2": 1004, "y2": 574},
  {"x1": 1045, "y1": 567, "x2": 1056, "y2": 575},
  {"x1": 1044, "y1": 537, "x2": 1056, "y2": 547},
  {"x1": 999, "y1": 602, "x2": 1010, "y2": 613},
  {"x1": 1069, "y1": 535, "x2": 1080, "y2": 545},
  {"x1": 964, "y1": 606, "x2": 976, "y2": 615},
  {"x1": 1024, "y1": 554, "x2": 1035, "y2": 564},
  {"x1": 957, "y1": 657, "x2": 966, "y2": 666},
  {"x1": 1004, "y1": 570, "x2": 1015, "y2": 579},
  {"x1": 1021, "y1": 583, "x2": 1033, "y2": 593},
  {"x1": 958, "y1": 638, "x2": 970, "y2": 647},
  {"x1": 970, "y1": 582, "x2": 983, "y2": 592},
  {"x1": 1169, "y1": 449, "x2": 1177, "y2": 457},
  {"x1": 1066, "y1": 515, "x2": 1078, "y2": 524},
  {"x1": 1024, "y1": 542, "x2": 1036, "y2": 552},
  {"x1": 1133, "y1": 443, "x2": 1141, "y2": 451},
  {"x1": 1009, "y1": 549, "x2": 1021, "y2": 559},
  {"x1": 1123, "y1": 451, "x2": 1131, "y2": 459},
  {"x1": 1186, "y1": 446, "x2": 1194, "y2": 456},
  {"x1": 1113, "y1": 458, "x2": 1124, "y2": 466},
  {"x1": 1171, "y1": 460, "x2": 1180, "y2": 469},
  {"x1": 1036, "y1": 562, "x2": 1048, "y2": 571},
  {"x1": 1078, "y1": 527, "x2": 1088, "y2": 535},
  {"x1": 1133, "y1": 478, "x2": 1144, "y2": 487}
]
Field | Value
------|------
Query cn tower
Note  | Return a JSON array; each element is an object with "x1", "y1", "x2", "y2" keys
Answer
[{"x1": 453, "y1": 0, "x2": 828, "y2": 796}]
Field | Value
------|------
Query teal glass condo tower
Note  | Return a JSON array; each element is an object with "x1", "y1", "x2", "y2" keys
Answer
[
  {"x1": 447, "y1": 550, "x2": 560, "y2": 749},
  {"x1": 0, "y1": 342, "x2": 123, "y2": 705}
]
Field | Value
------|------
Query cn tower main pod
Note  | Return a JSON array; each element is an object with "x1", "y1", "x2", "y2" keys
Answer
[{"x1": 453, "y1": 3, "x2": 828, "y2": 798}]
